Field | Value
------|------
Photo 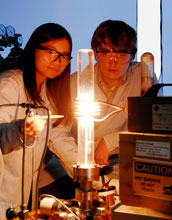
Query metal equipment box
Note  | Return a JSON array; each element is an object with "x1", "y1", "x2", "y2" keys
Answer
[
  {"x1": 128, "y1": 96, "x2": 172, "y2": 134},
  {"x1": 119, "y1": 132, "x2": 172, "y2": 212}
]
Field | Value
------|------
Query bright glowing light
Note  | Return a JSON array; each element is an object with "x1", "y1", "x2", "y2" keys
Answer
[
  {"x1": 75, "y1": 99, "x2": 100, "y2": 118},
  {"x1": 77, "y1": 49, "x2": 95, "y2": 166}
]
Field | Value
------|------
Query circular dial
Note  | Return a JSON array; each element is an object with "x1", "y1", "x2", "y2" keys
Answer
[
  {"x1": 0, "y1": 24, "x2": 6, "y2": 36},
  {"x1": 6, "y1": 25, "x2": 15, "y2": 37},
  {"x1": 16, "y1": 35, "x2": 23, "y2": 46}
]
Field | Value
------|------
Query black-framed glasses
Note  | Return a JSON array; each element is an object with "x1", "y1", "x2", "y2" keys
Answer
[
  {"x1": 38, "y1": 46, "x2": 72, "y2": 65},
  {"x1": 95, "y1": 48, "x2": 132, "y2": 63}
]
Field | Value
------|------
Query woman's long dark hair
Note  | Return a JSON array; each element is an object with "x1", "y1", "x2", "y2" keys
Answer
[{"x1": 20, "y1": 23, "x2": 73, "y2": 126}]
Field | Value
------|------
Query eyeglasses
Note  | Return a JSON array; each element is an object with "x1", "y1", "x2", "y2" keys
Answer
[
  {"x1": 96, "y1": 48, "x2": 132, "y2": 64},
  {"x1": 38, "y1": 46, "x2": 72, "y2": 65}
]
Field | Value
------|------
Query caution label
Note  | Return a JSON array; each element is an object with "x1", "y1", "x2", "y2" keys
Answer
[{"x1": 133, "y1": 159, "x2": 172, "y2": 200}]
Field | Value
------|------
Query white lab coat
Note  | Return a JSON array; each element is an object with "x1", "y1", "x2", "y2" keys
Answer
[
  {"x1": 0, "y1": 69, "x2": 77, "y2": 219},
  {"x1": 70, "y1": 62, "x2": 142, "y2": 180}
]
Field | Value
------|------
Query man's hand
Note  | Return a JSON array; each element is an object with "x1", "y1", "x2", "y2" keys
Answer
[{"x1": 95, "y1": 138, "x2": 110, "y2": 165}]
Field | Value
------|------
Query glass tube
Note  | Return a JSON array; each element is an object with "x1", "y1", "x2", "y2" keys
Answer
[
  {"x1": 77, "y1": 49, "x2": 95, "y2": 167},
  {"x1": 141, "y1": 52, "x2": 154, "y2": 96}
]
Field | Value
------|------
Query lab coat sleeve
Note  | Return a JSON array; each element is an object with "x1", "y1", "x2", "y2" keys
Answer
[
  {"x1": 0, "y1": 120, "x2": 23, "y2": 154},
  {"x1": 0, "y1": 70, "x2": 35, "y2": 154},
  {"x1": 103, "y1": 132, "x2": 119, "y2": 155},
  {"x1": 48, "y1": 124, "x2": 78, "y2": 178}
]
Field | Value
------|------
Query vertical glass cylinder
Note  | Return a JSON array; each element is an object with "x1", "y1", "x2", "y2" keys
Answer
[
  {"x1": 141, "y1": 52, "x2": 154, "y2": 96},
  {"x1": 77, "y1": 49, "x2": 94, "y2": 166}
]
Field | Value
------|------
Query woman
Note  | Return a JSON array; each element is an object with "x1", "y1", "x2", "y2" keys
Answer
[{"x1": 0, "y1": 23, "x2": 77, "y2": 219}]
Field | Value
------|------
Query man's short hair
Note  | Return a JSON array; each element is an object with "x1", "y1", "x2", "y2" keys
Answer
[{"x1": 91, "y1": 20, "x2": 137, "y2": 55}]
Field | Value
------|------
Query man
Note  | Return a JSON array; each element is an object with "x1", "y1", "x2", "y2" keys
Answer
[{"x1": 70, "y1": 20, "x2": 141, "y2": 180}]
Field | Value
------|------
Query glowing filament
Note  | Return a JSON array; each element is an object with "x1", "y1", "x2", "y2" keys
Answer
[{"x1": 75, "y1": 99, "x2": 100, "y2": 118}]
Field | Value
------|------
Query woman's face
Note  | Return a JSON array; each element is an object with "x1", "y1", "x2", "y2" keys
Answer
[{"x1": 35, "y1": 38, "x2": 71, "y2": 88}]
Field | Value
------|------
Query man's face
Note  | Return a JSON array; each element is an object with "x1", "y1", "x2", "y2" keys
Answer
[{"x1": 94, "y1": 38, "x2": 134, "y2": 86}]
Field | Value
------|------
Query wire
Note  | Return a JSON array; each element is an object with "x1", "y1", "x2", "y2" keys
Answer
[
  {"x1": 0, "y1": 103, "x2": 50, "y2": 220},
  {"x1": 39, "y1": 194, "x2": 80, "y2": 220},
  {"x1": 34, "y1": 106, "x2": 50, "y2": 220},
  {"x1": 21, "y1": 105, "x2": 32, "y2": 215},
  {"x1": 0, "y1": 103, "x2": 38, "y2": 219},
  {"x1": 94, "y1": 108, "x2": 124, "y2": 122},
  {"x1": 74, "y1": 100, "x2": 126, "y2": 122},
  {"x1": 96, "y1": 100, "x2": 126, "y2": 111},
  {"x1": 0, "y1": 103, "x2": 32, "y2": 219}
]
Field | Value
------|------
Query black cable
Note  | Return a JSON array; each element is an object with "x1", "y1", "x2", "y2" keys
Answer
[
  {"x1": 0, "y1": 103, "x2": 50, "y2": 220},
  {"x1": 21, "y1": 105, "x2": 32, "y2": 219},
  {"x1": 0, "y1": 103, "x2": 32, "y2": 220},
  {"x1": 34, "y1": 105, "x2": 50, "y2": 220}
]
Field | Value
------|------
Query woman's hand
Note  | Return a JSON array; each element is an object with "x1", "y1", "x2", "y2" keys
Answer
[
  {"x1": 19, "y1": 112, "x2": 46, "y2": 139},
  {"x1": 95, "y1": 138, "x2": 110, "y2": 166}
]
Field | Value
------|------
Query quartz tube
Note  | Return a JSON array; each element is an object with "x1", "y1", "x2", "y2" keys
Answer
[
  {"x1": 141, "y1": 52, "x2": 154, "y2": 96},
  {"x1": 77, "y1": 49, "x2": 95, "y2": 166}
]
